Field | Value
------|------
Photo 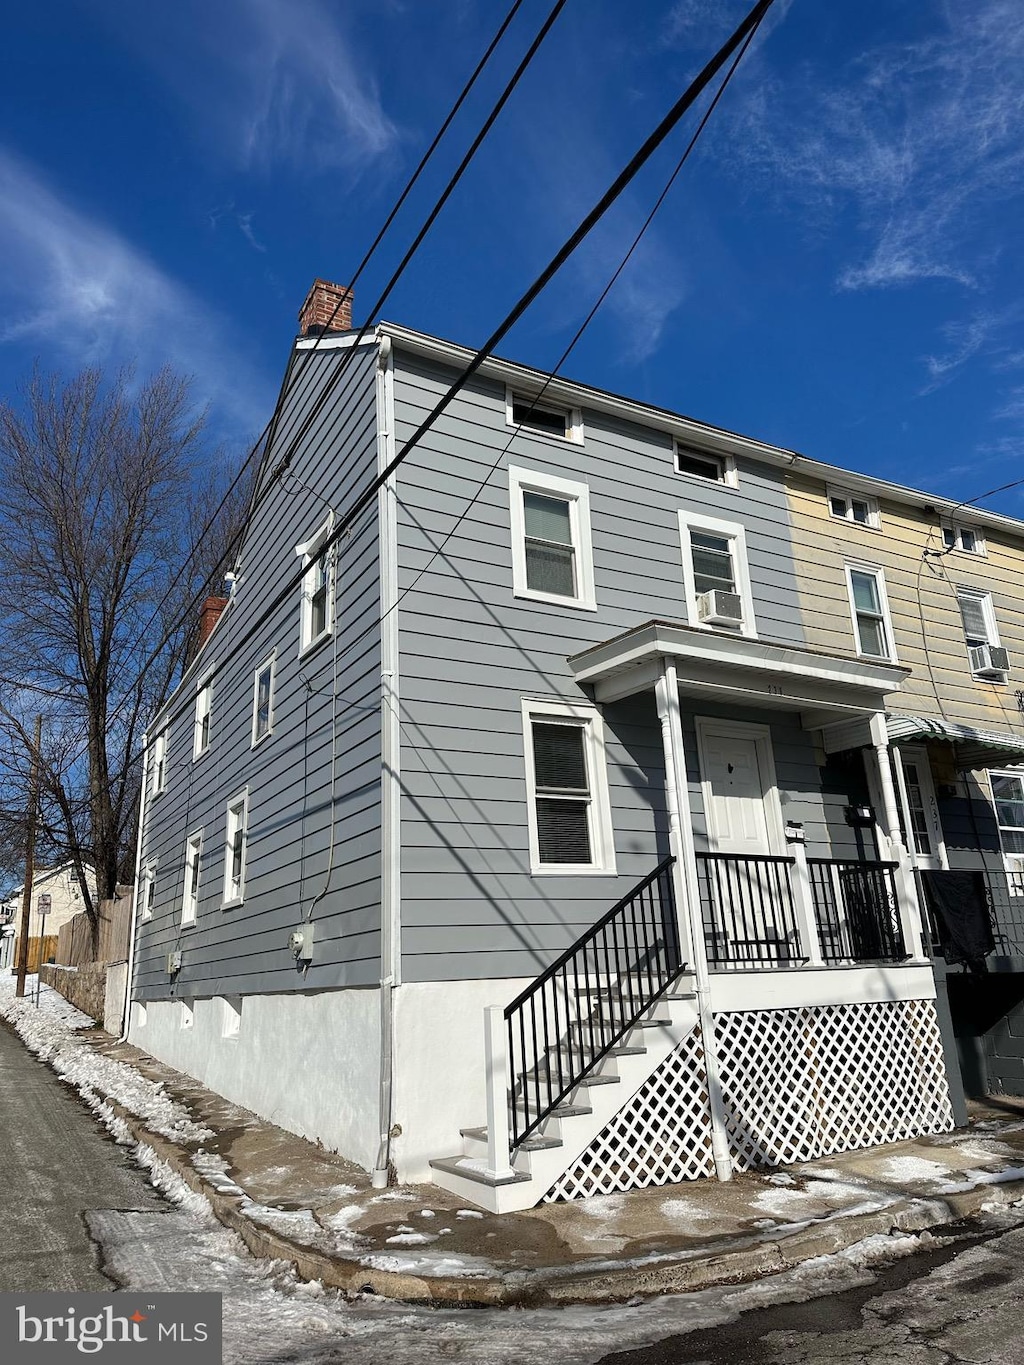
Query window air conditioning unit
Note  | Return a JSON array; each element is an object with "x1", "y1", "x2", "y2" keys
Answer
[
  {"x1": 697, "y1": 589, "x2": 743, "y2": 626},
  {"x1": 969, "y1": 644, "x2": 1010, "y2": 679}
]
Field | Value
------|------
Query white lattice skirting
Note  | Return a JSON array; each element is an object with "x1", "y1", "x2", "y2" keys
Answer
[{"x1": 544, "y1": 998, "x2": 954, "y2": 1202}]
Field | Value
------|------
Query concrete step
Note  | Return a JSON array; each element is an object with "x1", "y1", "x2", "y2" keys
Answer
[
  {"x1": 460, "y1": 1126, "x2": 562, "y2": 1156},
  {"x1": 428, "y1": 1155, "x2": 531, "y2": 1188}
]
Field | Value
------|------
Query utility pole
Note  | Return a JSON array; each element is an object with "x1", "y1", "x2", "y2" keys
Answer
[{"x1": 15, "y1": 715, "x2": 43, "y2": 999}]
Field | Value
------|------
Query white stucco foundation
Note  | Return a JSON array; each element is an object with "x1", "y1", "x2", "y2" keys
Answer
[
  {"x1": 129, "y1": 987, "x2": 382, "y2": 1171},
  {"x1": 391, "y1": 977, "x2": 531, "y2": 1183}
]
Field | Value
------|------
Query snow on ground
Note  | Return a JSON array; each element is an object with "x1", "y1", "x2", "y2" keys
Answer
[{"x1": 0, "y1": 975, "x2": 211, "y2": 1143}]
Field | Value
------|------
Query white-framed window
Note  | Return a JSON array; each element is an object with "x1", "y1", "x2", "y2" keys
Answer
[
  {"x1": 181, "y1": 830, "x2": 203, "y2": 926},
  {"x1": 989, "y1": 771, "x2": 1024, "y2": 893},
  {"x1": 828, "y1": 488, "x2": 880, "y2": 529},
  {"x1": 674, "y1": 443, "x2": 737, "y2": 487},
  {"x1": 957, "y1": 587, "x2": 1007, "y2": 680},
  {"x1": 295, "y1": 517, "x2": 334, "y2": 652},
  {"x1": 223, "y1": 791, "x2": 248, "y2": 906},
  {"x1": 152, "y1": 728, "x2": 169, "y2": 797},
  {"x1": 678, "y1": 511, "x2": 756, "y2": 637},
  {"x1": 141, "y1": 860, "x2": 158, "y2": 921},
  {"x1": 508, "y1": 465, "x2": 596, "y2": 611},
  {"x1": 521, "y1": 699, "x2": 616, "y2": 875},
  {"x1": 942, "y1": 522, "x2": 984, "y2": 555},
  {"x1": 252, "y1": 655, "x2": 276, "y2": 746},
  {"x1": 505, "y1": 388, "x2": 583, "y2": 443},
  {"x1": 193, "y1": 679, "x2": 212, "y2": 758},
  {"x1": 845, "y1": 564, "x2": 896, "y2": 660}
]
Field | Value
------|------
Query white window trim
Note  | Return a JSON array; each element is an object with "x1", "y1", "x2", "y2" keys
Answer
[
  {"x1": 988, "y1": 769, "x2": 1024, "y2": 895},
  {"x1": 508, "y1": 465, "x2": 597, "y2": 611},
  {"x1": 521, "y1": 697, "x2": 616, "y2": 876},
  {"x1": 152, "y1": 728, "x2": 169, "y2": 797},
  {"x1": 193, "y1": 677, "x2": 213, "y2": 760},
  {"x1": 677, "y1": 510, "x2": 757, "y2": 638},
  {"x1": 941, "y1": 522, "x2": 986, "y2": 556},
  {"x1": 844, "y1": 562, "x2": 899, "y2": 663},
  {"x1": 182, "y1": 830, "x2": 203, "y2": 927},
  {"x1": 674, "y1": 442, "x2": 738, "y2": 488},
  {"x1": 141, "y1": 860, "x2": 158, "y2": 921},
  {"x1": 295, "y1": 515, "x2": 335, "y2": 655},
  {"x1": 505, "y1": 386, "x2": 583, "y2": 444},
  {"x1": 827, "y1": 486, "x2": 881, "y2": 530},
  {"x1": 222, "y1": 789, "x2": 249, "y2": 908},
  {"x1": 251, "y1": 653, "x2": 276, "y2": 747}
]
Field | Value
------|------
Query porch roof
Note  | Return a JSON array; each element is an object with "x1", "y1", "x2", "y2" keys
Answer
[
  {"x1": 820, "y1": 713, "x2": 1024, "y2": 768},
  {"x1": 567, "y1": 620, "x2": 908, "y2": 724},
  {"x1": 888, "y1": 715, "x2": 1024, "y2": 770}
]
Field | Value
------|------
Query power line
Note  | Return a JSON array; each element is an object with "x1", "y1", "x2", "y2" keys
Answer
[
  {"x1": 132, "y1": 0, "x2": 777, "y2": 748},
  {"x1": 97, "y1": 0, "x2": 571, "y2": 741}
]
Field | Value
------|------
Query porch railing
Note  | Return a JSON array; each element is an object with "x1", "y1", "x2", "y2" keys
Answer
[
  {"x1": 808, "y1": 858, "x2": 906, "y2": 963},
  {"x1": 921, "y1": 866, "x2": 1024, "y2": 961},
  {"x1": 504, "y1": 856, "x2": 683, "y2": 1149},
  {"x1": 696, "y1": 851, "x2": 806, "y2": 968}
]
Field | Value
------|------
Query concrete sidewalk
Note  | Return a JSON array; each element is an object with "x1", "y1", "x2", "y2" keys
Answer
[{"x1": 71, "y1": 1031, "x2": 1024, "y2": 1306}]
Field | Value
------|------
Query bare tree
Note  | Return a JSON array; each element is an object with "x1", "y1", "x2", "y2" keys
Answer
[{"x1": 0, "y1": 365, "x2": 251, "y2": 932}]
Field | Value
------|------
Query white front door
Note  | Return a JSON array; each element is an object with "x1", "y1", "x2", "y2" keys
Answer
[{"x1": 699, "y1": 725, "x2": 778, "y2": 854}]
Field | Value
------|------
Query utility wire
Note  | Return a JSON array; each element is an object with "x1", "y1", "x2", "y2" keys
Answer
[
  {"x1": 130, "y1": 0, "x2": 776, "y2": 748},
  {"x1": 27, "y1": 0, "x2": 550, "y2": 790},
  {"x1": 93, "y1": 0, "x2": 570, "y2": 739}
]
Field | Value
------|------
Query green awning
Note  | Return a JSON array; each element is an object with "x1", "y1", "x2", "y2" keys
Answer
[{"x1": 887, "y1": 715, "x2": 1024, "y2": 771}]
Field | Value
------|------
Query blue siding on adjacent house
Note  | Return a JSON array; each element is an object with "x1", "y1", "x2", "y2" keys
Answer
[
  {"x1": 391, "y1": 349, "x2": 820, "y2": 982},
  {"x1": 134, "y1": 342, "x2": 384, "y2": 1000}
]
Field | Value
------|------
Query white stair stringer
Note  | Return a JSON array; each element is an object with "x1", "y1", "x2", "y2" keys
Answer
[{"x1": 429, "y1": 988, "x2": 701, "y2": 1213}]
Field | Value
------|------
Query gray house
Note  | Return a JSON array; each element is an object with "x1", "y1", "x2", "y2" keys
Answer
[{"x1": 128, "y1": 280, "x2": 957, "y2": 1211}]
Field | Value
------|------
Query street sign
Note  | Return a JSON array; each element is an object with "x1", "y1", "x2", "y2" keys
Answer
[{"x1": 37, "y1": 893, "x2": 51, "y2": 915}]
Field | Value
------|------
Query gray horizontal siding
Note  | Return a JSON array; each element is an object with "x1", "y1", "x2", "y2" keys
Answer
[
  {"x1": 134, "y1": 342, "x2": 384, "y2": 1002},
  {"x1": 392, "y1": 349, "x2": 814, "y2": 985}
]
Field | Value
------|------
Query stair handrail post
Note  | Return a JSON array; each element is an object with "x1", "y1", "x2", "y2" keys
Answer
[
  {"x1": 656, "y1": 660, "x2": 733, "y2": 1182},
  {"x1": 787, "y1": 834, "x2": 825, "y2": 967},
  {"x1": 484, "y1": 1006, "x2": 516, "y2": 1180}
]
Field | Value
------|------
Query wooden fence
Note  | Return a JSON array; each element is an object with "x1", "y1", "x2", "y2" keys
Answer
[{"x1": 55, "y1": 891, "x2": 132, "y2": 967}]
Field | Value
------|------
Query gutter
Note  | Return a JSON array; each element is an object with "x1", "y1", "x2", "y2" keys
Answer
[{"x1": 373, "y1": 331, "x2": 402, "y2": 1187}]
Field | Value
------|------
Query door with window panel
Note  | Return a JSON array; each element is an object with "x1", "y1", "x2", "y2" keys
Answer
[{"x1": 897, "y1": 748, "x2": 946, "y2": 871}]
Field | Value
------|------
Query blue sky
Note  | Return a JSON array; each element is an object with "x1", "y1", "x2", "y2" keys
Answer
[{"x1": 1, "y1": 0, "x2": 1023, "y2": 510}]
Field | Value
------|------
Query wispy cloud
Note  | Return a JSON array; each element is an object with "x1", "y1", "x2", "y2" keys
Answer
[
  {"x1": 0, "y1": 149, "x2": 269, "y2": 434},
  {"x1": 729, "y1": 1, "x2": 1024, "y2": 293},
  {"x1": 100, "y1": 0, "x2": 398, "y2": 174}
]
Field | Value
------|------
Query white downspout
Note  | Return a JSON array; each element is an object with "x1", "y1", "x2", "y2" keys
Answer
[
  {"x1": 120, "y1": 737, "x2": 150, "y2": 1042},
  {"x1": 655, "y1": 661, "x2": 733, "y2": 1181},
  {"x1": 373, "y1": 333, "x2": 402, "y2": 1187}
]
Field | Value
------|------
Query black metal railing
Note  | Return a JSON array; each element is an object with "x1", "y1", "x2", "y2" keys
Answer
[
  {"x1": 504, "y1": 857, "x2": 683, "y2": 1149},
  {"x1": 808, "y1": 858, "x2": 906, "y2": 963},
  {"x1": 696, "y1": 851, "x2": 805, "y2": 968}
]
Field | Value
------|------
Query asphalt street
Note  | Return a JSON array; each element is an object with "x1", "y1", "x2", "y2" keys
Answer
[
  {"x1": 596, "y1": 1221, "x2": 1024, "y2": 1365},
  {"x1": 0, "y1": 1016, "x2": 165, "y2": 1291}
]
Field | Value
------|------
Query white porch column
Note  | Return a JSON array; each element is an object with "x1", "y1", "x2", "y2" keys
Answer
[
  {"x1": 868, "y1": 713, "x2": 927, "y2": 961},
  {"x1": 787, "y1": 834, "x2": 825, "y2": 968},
  {"x1": 655, "y1": 661, "x2": 733, "y2": 1182},
  {"x1": 483, "y1": 1006, "x2": 516, "y2": 1180}
]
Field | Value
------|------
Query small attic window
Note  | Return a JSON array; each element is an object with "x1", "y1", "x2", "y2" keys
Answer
[
  {"x1": 942, "y1": 523, "x2": 984, "y2": 555},
  {"x1": 829, "y1": 488, "x2": 880, "y2": 529},
  {"x1": 675, "y1": 445, "x2": 736, "y2": 486},
  {"x1": 506, "y1": 388, "x2": 583, "y2": 442}
]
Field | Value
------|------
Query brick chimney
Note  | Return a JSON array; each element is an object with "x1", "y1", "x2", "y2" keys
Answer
[
  {"x1": 298, "y1": 278, "x2": 353, "y2": 337},
  {"x1": 196, "y1": 596, "x2": 229, "y2": 653}
]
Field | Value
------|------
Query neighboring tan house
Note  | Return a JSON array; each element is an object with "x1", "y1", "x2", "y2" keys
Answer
[
  {"x1": 3, "y1": 862, "x2": 97, "y2": 972},
  {"x1": 784, "y1": 471, "x2": 1024, "y2": 1099},
  {"x1": 126, "y1": 281, "x2": 959, "y2": 1212}
]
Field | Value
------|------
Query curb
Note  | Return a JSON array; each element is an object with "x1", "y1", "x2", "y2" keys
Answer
[{"x1": 106, "y1": 1098, "x2": 1024, "y2": 1307}]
